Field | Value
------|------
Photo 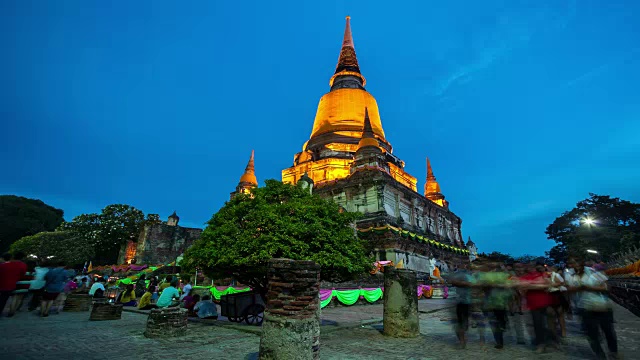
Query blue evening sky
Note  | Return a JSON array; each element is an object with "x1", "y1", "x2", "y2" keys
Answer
[{"x1": 2, "y1": 1, "x2": 639, "y2": 256}]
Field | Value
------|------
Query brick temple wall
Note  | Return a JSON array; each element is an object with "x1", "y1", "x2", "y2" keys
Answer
[{"x1": 118, "y1": 223, "x2": 203, "y2": 265}]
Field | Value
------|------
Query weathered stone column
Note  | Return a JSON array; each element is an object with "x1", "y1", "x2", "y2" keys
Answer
[
  {"x1": 259, "y1": 258, "x2": 321, "y2": 360},
  {"x1": 89, "y1": 302, "x2": 123, "y2": 321},
  {"x1": 383, "y1": 268, "x2": 419, "y2": 337},
  {"x1": 63, "y1": 293, "x2": 92, "y2": 312},
  {"x1": 144, "y1": 307, "x2": 188, "y2": 338}
]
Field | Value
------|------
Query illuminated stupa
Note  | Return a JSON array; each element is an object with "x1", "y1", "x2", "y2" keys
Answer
[
  {"x1": 282, "y1": 17, "x2": 468, "y2": 272},
  {"x1": 231, "y1": 150, "x2": 258, "y2": 199},
  {"x1": 282, "y1": 16, "x2": 415, "y2": 190}
]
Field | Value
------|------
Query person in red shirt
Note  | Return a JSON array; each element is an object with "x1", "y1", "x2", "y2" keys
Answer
[
  {"x1": 519, "y1": 261, "x2": 554, "y2": 353},
  {"x1": 0, "y1": 252, "x2": 28, "y2": 316}
]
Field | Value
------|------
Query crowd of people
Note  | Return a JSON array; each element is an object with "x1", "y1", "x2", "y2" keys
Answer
[
  {"x1": 2, "y1": 251, "x2": 622, "y2": 358},
  {"x1": 0, "y1": 252, "x2": 77, "y2": 317},
  {"x1": 448, "y1": 258, "x2": 619, "y2": 359},
  {"x1": 0, "y1": 253, "x2": 217, "y2": 320}
]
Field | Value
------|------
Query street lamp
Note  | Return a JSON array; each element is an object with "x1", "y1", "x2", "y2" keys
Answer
[{"x1": 587, "y1": 249, "x2": 598, "y2": 254}]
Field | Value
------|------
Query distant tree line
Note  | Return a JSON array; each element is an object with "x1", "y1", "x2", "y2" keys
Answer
[
  {"x1": 545, "y1": 194, "x2": 640, "y2": 263},
  {"x1": 0, "y1": 195, "x2": 64, "y2": 253},
  {"x1": 2, "y1": 195, "x2": 160, "y2": 265}
]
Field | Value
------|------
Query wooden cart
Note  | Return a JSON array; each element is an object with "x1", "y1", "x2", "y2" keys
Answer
[{"x1": 220, "y1": 291, "x2": 265, "y2": 325}]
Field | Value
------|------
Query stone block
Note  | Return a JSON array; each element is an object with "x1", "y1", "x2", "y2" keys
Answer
[
  {"x1": 89, "y1": 302, "x2": 123, "y2": 321},
  {"x1": 144, "y1": 307, "x2": 188, "y2": 338},
  {"x1": 383, "y1": 268, "x2": 420, "y2": 338},
  {"x1": 63, "y1": 294, "x2": 92, "y2": 312}
]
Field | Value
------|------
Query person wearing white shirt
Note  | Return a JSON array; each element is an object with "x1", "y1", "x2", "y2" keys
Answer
[
  {"x1": 89, "y1": 279, "x2": 106, "y2": 297},
  {"x1": 570, "y1": 260, "x2": 618, "y2": 359},
  {"x1": 180, "y1": 279, "x2": 192, "y2": 300},
  {"x1": 548, "y1": 266, "x2": 567, "y2": 337}
]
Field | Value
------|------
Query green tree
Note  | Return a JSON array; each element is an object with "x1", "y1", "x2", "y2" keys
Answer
[
  {"x1": 545, "y1": 244, "x2": 568, "y2": 264},
  {"x1": 479, "y1": 251, "x2": 514, "y2": 263},
  {"x1": 10, "y1": 231, "x2": 94, "y2": 266},
  {"x1": 513, "y1": 254, "x2": 544, "y2": 264},
  {"x1": 146, "y1": 213, "x2": 161, "y2": 225},
  {"x1": 182, "y1": 180, "x2": 372, "y2": 298},
  {"x1": 0, "y1": 195, "x2": 64, "y2": 253},
  {"x1": 546, "y1": 194, "x2": 640, "y2": 261},
  {"x1": 59, "y1": 204, "x2": 146, "y2": 264}
]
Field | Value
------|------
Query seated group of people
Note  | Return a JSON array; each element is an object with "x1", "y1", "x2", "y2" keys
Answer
[{"x1": 89, "y1": 276, "x2": 218, "y2": 320}]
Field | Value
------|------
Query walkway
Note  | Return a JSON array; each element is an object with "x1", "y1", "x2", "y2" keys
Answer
[{"x1": 1, "y1": 300, "x2": 638, "y2": 359}]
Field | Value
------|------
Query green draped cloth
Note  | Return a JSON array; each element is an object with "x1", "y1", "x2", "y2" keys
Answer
[
  {"x1": 210, "y1": 286, "x2": 251, "y2": 300},
  {"x1": 320, "y1": 288, "x2": 383, "y2": 308}
]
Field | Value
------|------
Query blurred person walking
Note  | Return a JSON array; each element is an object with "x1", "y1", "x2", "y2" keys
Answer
[
  {"x1": 0, "y1": 252, "x2": 27, "y2": 316},
  {"x1": 520, "y1": 262, "x2": 554, "y2": 353},
  {"x1": 448, "y1": 263, "x2": 475, "y2": 349},
  {"x1": 570, "y1": 260, "x2": 619, "y2": 359}
]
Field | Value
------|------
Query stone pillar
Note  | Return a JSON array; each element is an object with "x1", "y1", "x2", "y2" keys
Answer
[
  {"x1": 259, "y1": 259, "x2": 321, "y2": 360},
  {"x1": 63, "y1": 294, "x2": 92, "y2": 312},
  {"x1": 144, "y1": 307, "x2": 188, "y2": 338},
  {"x1": 383, "y1": 268, "x2": 419, "y2": 337},
  {"x1": 89, "y1": 302, "x2": 123, "y2": 321}
]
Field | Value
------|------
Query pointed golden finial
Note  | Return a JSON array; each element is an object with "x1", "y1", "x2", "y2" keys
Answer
[
  {"x1": 342, "y1": 16, "x2": 354, "y2": 48},
  {"x1": 239, "y1": 150, "x2": 257, "y2": 186},
  {"x1": 425, "y1": 157, "x2": 445, "y2": 206},
  {"x1": 357, "y1": 107, "x2": 380, "y2": 150},
  {"x1": 427, "y1": 157, "x2": 435, "y2": 179},
  {"x1": 330, "y1": 16, "x2": 365, "y2": 87}
]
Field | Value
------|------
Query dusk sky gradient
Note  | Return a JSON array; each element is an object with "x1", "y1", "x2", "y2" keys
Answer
[{"x1": 2, "y1": 1, "x2": 639, "y2": 256}]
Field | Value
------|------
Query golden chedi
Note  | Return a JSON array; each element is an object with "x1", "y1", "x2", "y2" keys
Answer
[
  {"x1": 280, "y1": 17, "x2": 468, "y2": 273},
  {"x1": 283, "y1": 16, "x2": 415, "y2": 191},
  {"x1": 231, "y1": 150, "x2": 257, "y2": 199}
]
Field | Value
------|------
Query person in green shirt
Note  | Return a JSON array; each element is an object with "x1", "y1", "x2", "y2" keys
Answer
[
  {"x1": 156, "y1": 280, "x2": 180, "y2": 308},
  {"x1": 478, "y1": 262, "x2": 512, "y2": 349},
  {"x1": 448, "y1": 263, "x2": 475, "y2": 349}
]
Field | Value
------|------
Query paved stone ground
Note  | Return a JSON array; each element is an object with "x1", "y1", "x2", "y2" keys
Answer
[{"x1": 1, "y1": 300, "x2": 638, "y2": 360}]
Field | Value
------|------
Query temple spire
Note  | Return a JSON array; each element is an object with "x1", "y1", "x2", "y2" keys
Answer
[
  {"x1": 352, "y1": 107, "x2": 387, "y2": 175},
  {"x1": 357, "y1": 108, "x2": 380, "y2": 151},
  {"x1": 231, "y1": 150, "x2": 258, "y2": 200},
  {"x1": 362, "y1": 108, "x2": 374, "y2": 137},
  {"x1": 342, "y1": 15, "x2": 354, "y2": 48},
  {"x1": 427, "y1": 158, "x2": 435, "y2": 180},
  {"x1": 239, "y1": 150, "x2": 257, "y2": 186},
  {"x1": 424, "y1": 157, "x2": 447, "y2": 207},
  {"x1": 330, "y1": 16, "x2": 366, "y2": 88}
]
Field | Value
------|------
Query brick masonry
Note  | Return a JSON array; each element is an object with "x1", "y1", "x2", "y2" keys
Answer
[
  {"x1": 144, "y1": 307, "x2": 188, "y2": 338},
  {"x1": 63, "y1": 294, "x2": 92, "y2": 312},
  {"x1": 89, "y1": 303, "x2": 123, "y2": 321},
  {"x1": 264, "y1": 259, "x2": 321, "y2": 320},
  {"x1": 259, "y1": 258, "x2": 321, "y2": 360},
  {"x1": 118, "y1": 223, "x2": 203, "y2": 265}
]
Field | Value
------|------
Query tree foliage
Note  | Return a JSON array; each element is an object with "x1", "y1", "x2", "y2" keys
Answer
[
  {"x1": 545, "y1": 244, "x2": 568, "y2": 264},
  {"x1": 546, "y1": 193, "x2": 640, "y2": 261},
  {"x1": 59, "y1": 204, "x2": 150, "y2": 264},
  {"x1": 182, "y1": 180, "x2": 372, "y2": 296},
  {"x1": 10, "y1": 231, "x2": 94, "y2": 266},
  {"x1": 0, "y1": 195, "x2": 64, "y2": 253},
  {"x1": 477, "y1": 251, "x2": 546, "y2": 264},
  {"x1": 479, "y1": 251, "x2": 514, "y2": 263}
]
